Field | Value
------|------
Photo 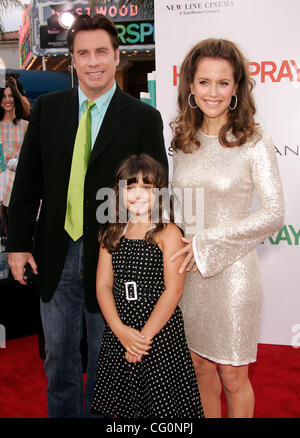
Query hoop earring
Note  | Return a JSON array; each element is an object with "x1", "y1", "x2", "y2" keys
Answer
[
  {"x1": 229, "y1": 94, "x2": 238, "y2": 110},
  {"x1": 188, "y1": 93, "x2": 198, "y2": 109}
]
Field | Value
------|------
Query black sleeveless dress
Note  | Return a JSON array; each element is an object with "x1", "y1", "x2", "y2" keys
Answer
[{"x1": 91, "y1": 236, "x2": 204, "y2": 418}]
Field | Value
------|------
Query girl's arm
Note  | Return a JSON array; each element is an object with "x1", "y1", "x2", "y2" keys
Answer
[
  {"x1": 96, "y1": 245, "x2": 151, "y2": 357},
  {"x1": 140, "y1": 223, "x2": 186, "y2": 341}
]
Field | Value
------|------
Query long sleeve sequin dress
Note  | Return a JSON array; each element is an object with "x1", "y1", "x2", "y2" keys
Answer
[{"x1": 172, "y1": 131, "x2": 284, "y2": 365}]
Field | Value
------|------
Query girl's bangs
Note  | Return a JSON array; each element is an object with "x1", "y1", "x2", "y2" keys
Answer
[
  {"x1": 116, "y1": 153, "x2": 167, "y2": 189},
  {"x1": 126, "y1": 172, "x2": 155, "y2": 186},
  {"x1": 122, "y1": 161, "x2": 156, "y2": 185}
]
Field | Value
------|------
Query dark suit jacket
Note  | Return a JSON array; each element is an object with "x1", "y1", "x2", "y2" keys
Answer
[{"x1": 7, "y1": 85, "x2": 168, "y2": 312}]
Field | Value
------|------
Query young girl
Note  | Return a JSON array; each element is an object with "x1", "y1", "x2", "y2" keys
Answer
[{"x1": 91, "y1": 154, "x2": 204, "y2": 418}]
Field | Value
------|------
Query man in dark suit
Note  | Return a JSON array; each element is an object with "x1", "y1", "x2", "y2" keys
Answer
[{"x1": 7, "y1": 14, "x2": 167, "y2": 418}]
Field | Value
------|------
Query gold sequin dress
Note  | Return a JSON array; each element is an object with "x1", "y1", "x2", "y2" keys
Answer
[{"x1": 172, "y1": 131, "x2": 284, "y2": 365}]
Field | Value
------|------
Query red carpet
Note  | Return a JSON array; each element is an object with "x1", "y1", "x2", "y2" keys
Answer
[{"x1": 0, "y1": 335, "x2": 299, "y2": 418}]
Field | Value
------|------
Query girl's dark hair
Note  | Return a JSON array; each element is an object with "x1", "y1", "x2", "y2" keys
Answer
[
  {"x1": 0, "y1": 83, "x2": 24, "y2": 124},
  {"x1": 67, "y1": 13, "x2": 120, "y2": 53},
  {"x1": 171, "y1": 38, "x2": 260, "y2": 152},
  {"x1": 99, "y1": 154, "x2": 171, "y2": 253}
]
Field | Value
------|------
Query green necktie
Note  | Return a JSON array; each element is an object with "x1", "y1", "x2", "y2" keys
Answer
[{"x1": 64, "y1": 100, "x2": 95, "y2": 241}]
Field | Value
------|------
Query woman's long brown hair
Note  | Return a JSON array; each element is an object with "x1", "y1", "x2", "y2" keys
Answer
[
  {"x1": 99, "y1": 154, "x2": 171, "y2": 253},
  {"x1": 171, "y1": 38, "x2": 260, "y2": 152}
]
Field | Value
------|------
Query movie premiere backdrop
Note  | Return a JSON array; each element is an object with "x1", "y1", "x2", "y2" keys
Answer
[{"x1": 154, "y1": 0, "x2": 300, "y2": 347}]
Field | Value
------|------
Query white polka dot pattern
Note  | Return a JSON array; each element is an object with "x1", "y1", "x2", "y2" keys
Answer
[{"x1": 91, "y1": 236, "x2": 204, "y2": 418}]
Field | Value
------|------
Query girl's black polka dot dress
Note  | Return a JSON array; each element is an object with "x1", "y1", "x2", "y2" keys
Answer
[{"x1": 91, "y1": 236, "x2": 204, "y2": 418}]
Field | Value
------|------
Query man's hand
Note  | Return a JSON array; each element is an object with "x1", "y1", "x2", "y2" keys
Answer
[{"x1": 8, "y1": 252, "x2": 38, "y2": 285}]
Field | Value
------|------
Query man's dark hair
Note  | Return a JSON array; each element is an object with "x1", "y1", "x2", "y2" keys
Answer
[{"x1": 67, "y1": 14, "x2": 120, "y2": 53}]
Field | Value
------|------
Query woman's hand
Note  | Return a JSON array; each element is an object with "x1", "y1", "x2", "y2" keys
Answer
[
  {"x1": 117, "y1": 325, "x2": 152, "y2": 357},
  {"x1": 170, "y1": 237, "x2": 198, "y2": 273},
  {"x1": 7, "y1": 76, "x2": 19, "y2": 94}
]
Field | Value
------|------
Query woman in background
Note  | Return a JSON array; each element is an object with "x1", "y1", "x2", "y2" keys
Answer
[{"x1": 0, "y1": 81, "x2": 27, "y2": 238}]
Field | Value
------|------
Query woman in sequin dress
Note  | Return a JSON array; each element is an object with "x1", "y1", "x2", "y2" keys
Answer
[{"x1": 170, "y1": 39, "x2": 284, "y2": 418}]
